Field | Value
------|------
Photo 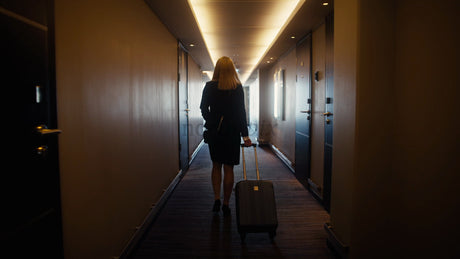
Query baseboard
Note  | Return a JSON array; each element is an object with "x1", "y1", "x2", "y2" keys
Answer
[
  {"x1": 307, "y1": 178, "x2": 323, "y2": 202},
  {"x1": 269, "y1": 144, "x2": 295, "y2": 173},
  {"x1": 257, "y1": 139, "x2": 270, "y2": 147},
  {"x1": 119, "y1": 141, "x2": 205, "y2": 259},
  {"x1": 190, "y1": 140, "x2": 205, "y2": 165},
  {"x1": 118, "y1": 169, "x2": 184, "y2": 259},
  {"x1": 324, "y1": 222, "x2": 349, "y2": 258}
]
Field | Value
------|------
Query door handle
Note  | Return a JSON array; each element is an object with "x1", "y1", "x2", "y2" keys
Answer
[
  {"x1": 323, "y1": 112, "x2": 333, "y2": 116},
  {"x1": 184, "y1": 109, "x2": 190, "y2": 112},
  {"x1": 36, "y1": 125, "x2": 62, "y2": 135}
]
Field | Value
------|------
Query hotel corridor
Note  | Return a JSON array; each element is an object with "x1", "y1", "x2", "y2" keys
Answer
[
  {"x1": 129, "y1": 144, "x2": 332, "y2": 258},
  {"x1": 3, "y1": 0, "x2": 458, "y2": 258}
]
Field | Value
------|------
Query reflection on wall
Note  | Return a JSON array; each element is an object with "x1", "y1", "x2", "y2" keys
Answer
[
  {"x1": 259, "y1": 48, "x2": 297, "y2": 162},
  {"x1": 55, "y1": 1, "x2": 180, "y2": 258},
  {"x1": 273, "y1": 68, "x2": 286, "y2": 121}
]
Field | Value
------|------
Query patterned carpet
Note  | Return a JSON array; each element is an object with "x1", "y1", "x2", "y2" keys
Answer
[{"x1": 130, "y1": 144, "x2": 333, "y2": 258}]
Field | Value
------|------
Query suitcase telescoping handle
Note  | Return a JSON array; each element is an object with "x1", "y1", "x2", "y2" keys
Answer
[{"x1": 241, "y1": 144, "x2": 259, "y2": 181}]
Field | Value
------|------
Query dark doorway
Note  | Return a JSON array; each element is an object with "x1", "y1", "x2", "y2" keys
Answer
[
  {"x1": 322, "y1": 13, "x2": 334, "y2": 212},
  {"x1": 1, "y1": 0, "x2": 63, "y2": 257},
  {"x1": 178, "y1": 43, "x2": 189, "y2": 171},
  {"x1": 294, "y1": 35, "x2": 312, "y2": 187}
]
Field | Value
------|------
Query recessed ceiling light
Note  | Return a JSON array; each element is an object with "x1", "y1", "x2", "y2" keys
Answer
[
  {"x1": 291, "y1": 36, "x2": 296, "y2": 39},
  {"x1": 270, "y1": 57, "x2": 274, "y2": 60},
  {"x1": 322, "y1": 2, "x2": 329, "y2": 6},
  {"x1": 189, "y1": 43, "x2": 195, "y2": 47},
  {"x1": 188, "y1": 0, "x2": 305, "y2": 83}
]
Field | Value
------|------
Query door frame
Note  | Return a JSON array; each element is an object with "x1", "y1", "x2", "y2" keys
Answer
[
  {"x1": 294, "y1": 13, "x2": 334, "y2": 212},
  {"x1": 177, "y1": 42, "x2": 189, "y2": 171},
  {"x1": 309, "y1": 22, "x2": 327, "y2": 201}
]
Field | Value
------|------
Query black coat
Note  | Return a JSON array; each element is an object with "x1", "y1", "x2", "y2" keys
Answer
[{"x1": 200, "y1": 81, "x2": 249, "y2": 137}]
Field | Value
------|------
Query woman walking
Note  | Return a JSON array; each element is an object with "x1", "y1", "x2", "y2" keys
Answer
[{"x1": 200, "y1": 56, "x2": 252, "y2": 216}]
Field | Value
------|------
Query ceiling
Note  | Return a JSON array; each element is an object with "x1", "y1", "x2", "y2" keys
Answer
[{"x1": 145, "y1": 0, "x2": 333, "y2": 84}]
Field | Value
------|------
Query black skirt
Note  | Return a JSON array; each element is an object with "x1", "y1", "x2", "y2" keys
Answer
[{"x1": 208, "y1": 131, "x2": 241, "y2": 165}]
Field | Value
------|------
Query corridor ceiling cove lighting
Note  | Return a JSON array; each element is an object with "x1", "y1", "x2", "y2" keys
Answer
[{"x1": 188, "y1": 0, "x2": 305, "y2": 84}]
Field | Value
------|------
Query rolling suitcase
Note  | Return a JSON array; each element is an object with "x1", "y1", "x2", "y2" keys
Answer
[{"x1": 235, "y1": 144, "x2": 278, "y2": 242}]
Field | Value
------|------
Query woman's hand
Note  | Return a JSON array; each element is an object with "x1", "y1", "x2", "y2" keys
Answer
[{"x1": 243, "y1": 137, "x2": 252, "y2": 147}]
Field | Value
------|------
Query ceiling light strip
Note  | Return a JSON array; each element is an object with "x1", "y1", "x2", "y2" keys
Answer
[
  {"x1": 247, "y1": 0, "x2": 305, "y2": 83},
  {"x1": 187, "y1": 0, "x2": 216, "y2": 69},
  {"x1": 188, "y1": 0, "x2": 305, "y2": 84}
]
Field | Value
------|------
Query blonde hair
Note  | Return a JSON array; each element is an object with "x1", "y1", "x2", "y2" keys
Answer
[{"x1": 212, "y1": 56, "x2": 241, "y2": 90}]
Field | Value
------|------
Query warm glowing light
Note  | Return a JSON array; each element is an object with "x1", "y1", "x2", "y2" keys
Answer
[
  {"x1": 322, "y1": 2, "x2": 329, "y2": 6},
  {"x1": 203, "y1": 70, "x2": 214, "y2": 80},
  {"x1": 188, "y1": 0, "x2": 305, "y2": 84}
]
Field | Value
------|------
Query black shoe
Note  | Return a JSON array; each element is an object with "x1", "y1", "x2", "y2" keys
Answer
[
  {"x1": 222, "y1": 204, "x2": 231, "y2": 217},
  {"x1": 213, "y1": 199, "x2": 221, "y2": 212}
]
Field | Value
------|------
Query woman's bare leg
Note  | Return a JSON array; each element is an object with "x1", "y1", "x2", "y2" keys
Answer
[
  {"x1": 222, "y1": 164, "x2": 235, "y2": 206},
  {"x1": 212, "y1": 162, "x2": 222, "y2": 201}
]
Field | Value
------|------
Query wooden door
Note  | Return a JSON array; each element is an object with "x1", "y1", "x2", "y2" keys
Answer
[
  {"x1": 310, "y1": 23, "x2": 326, "y2": 199},
  {"x1": 294, "y1": 35, "x2": 312, "y2": 186},
  {"x1": 178, "y1": 45, "x2": 189, "y2": 171},
  {"x1": 1, "y1": 1, "x2": 63, "y2": 257}
]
